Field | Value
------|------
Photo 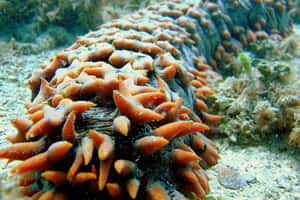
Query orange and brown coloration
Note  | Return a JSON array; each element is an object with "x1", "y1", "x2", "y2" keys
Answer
[{"x1": 0, "y1": 0, "x2": 292, "y2": 199}]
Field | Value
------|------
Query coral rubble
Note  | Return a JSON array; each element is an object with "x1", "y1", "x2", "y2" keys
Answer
[
  {"x1": 206, "y1": 33, "x2": 299, "y2": 146},
  {"x1": 0, "y1": 0, "x2": 293, "y2": 199}
]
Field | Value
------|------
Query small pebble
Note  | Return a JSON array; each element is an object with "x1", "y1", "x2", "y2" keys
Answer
[{"x1": 217, "y1": 165, "x2": 249, "y2": 190}]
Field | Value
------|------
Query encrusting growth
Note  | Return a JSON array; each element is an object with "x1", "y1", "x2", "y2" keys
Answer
[{"x1": 0, "y1": 0, "x2": 292, "y2": 199}]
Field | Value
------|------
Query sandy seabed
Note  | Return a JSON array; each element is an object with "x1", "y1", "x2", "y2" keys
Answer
[{"x1": 0, "y1": 32, "x2": 299, "y2": 200}]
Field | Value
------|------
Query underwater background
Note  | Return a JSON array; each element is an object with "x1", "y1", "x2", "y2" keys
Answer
[{"x1": 0, "y1": 0, "x2": 299, "y2": 199}]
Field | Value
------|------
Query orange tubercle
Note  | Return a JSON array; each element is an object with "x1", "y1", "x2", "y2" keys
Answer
[
  {"x1": 81, "y1": 137, "x2": 94, "y2": 166},
  {"x1": 62, "y1": 111, "x2": 76, "y2": 143},
  {"x1": 178, "y1": 168, "x2": 199, "y2": 183},
  {"x1": 152, "y1": 121, "x2": 194, "y2": 140},
  {"x1": 114, "y1": 159, "x2": 135, "y2": 176},
  {"x1": 72, "y1": 172, "x2": 97, "y2": 184},
  {"x1": 0, "y1": 138, "x2": 45, "y2": 160},
  {"x1": 171, "y1": 149, "x2": 201, "y2": 165},
  {"x1": 98, "y1": 139, "x2": 114, "y2": 161},
  {"x1": 195, "y1": 99, "x2": 208, "y2": 111},
  {"x1": 42, "y1": 171, "x2": 66, "y2": 185},
  {"x1": 176, "y1": 122, "x2": 209, "y2": 138},
  {"x1": 134, "y1": 92, "x2": 166, "y2": 106},
  {"x1": 126, "y1": 178, "x2": 140, "y2": 199},
  {"x1": 12, "y1": 152, "x2": 49, "y2": 174},
  {"x1": 147, "y1": 182, "x2": 169, "y2": 200},
  {"x1": 135, "y1": 136, "x2": 169, "y2": 154},
  {"x1": 113, "y1": 90, "x2": 164, "y2": 122},
  {"x1": 113, "y1": 116, "x2": 131, "y2": 136},
  {"x1": 99, "y1": 157, "x2": 113, "y2": 190},
  {"x1": 106, "y1": 183, "x2": 122, "y2": 198},
  {"x1": 203, "y1": 112, "x2": 223, "y2": 125},
  {"x1": 67, "y1": 149, "x2": 84, "y2": 182},
  {"x1": 25, "y1": 118, "x2": 52, "y2": 140}
]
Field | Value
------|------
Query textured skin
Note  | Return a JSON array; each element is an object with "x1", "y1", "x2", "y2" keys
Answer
[{"x1": 0, "y1": 0, "x2": 292, "y2": 199}]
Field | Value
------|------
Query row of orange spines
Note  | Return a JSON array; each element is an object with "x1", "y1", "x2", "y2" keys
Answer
[
  {"x1": 27, "y1": 0, "x2": 291, "y2": 97},
  {"x1": 24, "y1": 56, "x2": 221, "y2": 134},
  {"x1": 2, "y1": 1, "x2": 213, "y2": 199},
  {"x1": 2, "y1": 44, "x2": 219, "y2": 191},
  {"x1": 1, "y1": 52, "x2": 220, "y2": 199},
  {"x1": 2, "y1": 105, "x2": 219, "y2": 198},
  {"x1": 27, "y1": 1, "x2": 288, "y2": 86},
  {"x1": 21, "y1": 56, "x2": 218, "y2": 145},
  {"x1": 2, "y1": 128, "x2": 218, "y2": 199}
]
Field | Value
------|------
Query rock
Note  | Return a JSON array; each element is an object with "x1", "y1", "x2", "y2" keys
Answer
[{"x1": 217, "y1": 165, "x2": 252, "y2": 190}]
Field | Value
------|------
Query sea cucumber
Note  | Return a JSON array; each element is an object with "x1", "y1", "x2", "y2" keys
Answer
[{"x1": 0, "y1": 0, "x2": 293, "y2": 199}]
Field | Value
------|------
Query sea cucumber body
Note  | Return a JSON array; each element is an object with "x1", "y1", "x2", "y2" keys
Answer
[{"x1": 0, "y1": 0, "x2": 292, "y2": 199}]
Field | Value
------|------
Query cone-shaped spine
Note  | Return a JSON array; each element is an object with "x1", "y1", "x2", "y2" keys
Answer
[
  {"x1": 171, "y1": 149, "x2": 201, "y2": 165},
  {"x1": 106, "y1": 183, "x2": 122, "y2": 198},
  {"x1": 113, "y1": 91, "x2": 164, "y2": 122},
  {"x1": 12, "y1": 141, "x2": 72, "y2": 174},
  {"x1": 62, "y1": 111, "x2": 76, "y2": 143},
  {"x1": 7, "y1": 118, "x2": 32, "y2": 143},
  {"x1": 98, "y1": 157, "x2": 113, "y2": 190},
  {"x1": 135, "y1": 136, "x2": 169, "y2": 154},
  {"x1": 153, "y1": 121, "x2": 193, "y2": 140},
  {"x1": 147, "y1": 182, "x2": 169, "y2": 200},
  {"x1": 176, "y1": 123, "x2": 209, "y2": 138},
  {"x1": 113, "y1": 116, "x2": 130, "y2": 136},
  {"x1": 126, "y1": 178, "x2": 140, "y2": 199},
  {"x1": 81, "y1": 137, "x2": 94, "y2": 166},
  {"x1": 42, "y1": 171, "x2": 66, "y2": 185},
  {"x1": 67, "y1": 148, "x2": 83, "y2": 181},
  {"x1": 0, "y1": 138, "x2": 45, "y2": 160},
  {"x1": 114, "y1": 159, "x2": 136, "y2": 175},
  {"x1": 72, "y1": 172, "x2": 97, "y2": 184}
]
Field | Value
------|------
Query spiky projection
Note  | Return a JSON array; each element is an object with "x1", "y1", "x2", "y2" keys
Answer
[{"x1": 0, "y1": 0, "x2": 292, "y2": 199}]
